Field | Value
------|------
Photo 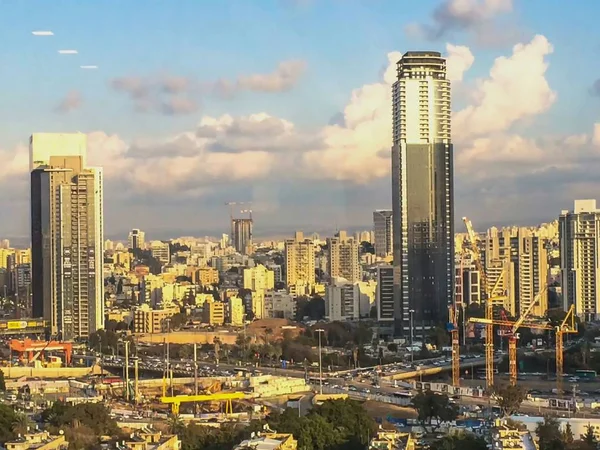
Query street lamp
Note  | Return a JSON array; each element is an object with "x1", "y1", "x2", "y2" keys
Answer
[
  {"x1": 409, "y1": 309, "x2": 415, "y2": 364},
  {"x1": 315, "y1": 329, "x2": 325, "y2": 395}
]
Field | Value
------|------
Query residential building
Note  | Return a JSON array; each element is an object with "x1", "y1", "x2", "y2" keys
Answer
[
  {"x1": 232, "y1": 218, "x2": 253, "y2": 255},
  {"x1": 265, "y1": 290, "x2": 295, "y2": 319},
  {"x1": 140, "y1": 274, "x2": 164, "y2": 307},
  {"x1": 119, "y1": 427, "x2": 181, "y2": 450},
  {"x1": 285, "y1": 231, "x2": 315, "y2": 292},
  {"x1": 376, "y1": 265, "x2": 394, "y2": 323},
  {"x1": 203, "y1": 299, "x2": 225, "y2": 326},
  {"x1": 368, "y1": 430, "x2": 415, "y2": 450},
  {"x1": 454, "y1": 257, "x2": 481, "y2": 306},
  {"x1": 133, "y1": 304, "x2": 179, "y2": 334},
  {"x1": 326, "y1": 280, "x2": 357, "y2": 321},
  {"x1": 373, "y1": 210, "x2": 393, "y2": 258},
  {"x1": 560, "y1": 199, "x2": 600, "y2": 320},
  {"x1": 391, "y1": 52, "x2": 454, "y2": 336},
  {"x1": 5, "y1": 430, "x2": 68, "y2": 450},
  {"x1": 188, "y1": 266, "x2": 219, "y2": 286},
  {"x1": 234, "y1": 433, "x2": 297, "y2": 450},
  {"x1": 30, "y1": 132, "x2": 104, "y2": 339},
  {"x1": 128, "y1": 229, "x2": 146, "y2": 250},
  {"x1": 517, "y1": 235, "x2": 548, "y2": 317},
  {"x1": 244, "y1": 264, "x2": 275, "y2": 292},
  {"x1": 327, "y1": 231, "x2": 360, "y2": 283},
  {"x1": 150, "y1": 241, "x2": 170, "y2": 265},
  {"x1": 227, "y1": 295, "x2": 245, "y2": 326},
  {"x1": 266, "y1": 263, "x2": 283, "y2": 283}
]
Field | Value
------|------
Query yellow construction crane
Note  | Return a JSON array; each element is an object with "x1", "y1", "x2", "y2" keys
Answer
[
  {"x1": 462, "y1": 217, "x2": 507, "y2": 389},
  {"x1": 161, "y1": 392, "x2": 246, "y2": 415},
  {"x1": 470, "y1": 304, "x2": 577, "y2": 392}
]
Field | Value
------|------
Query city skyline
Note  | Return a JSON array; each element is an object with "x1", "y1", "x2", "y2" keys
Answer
[{"x1": 1, "y1": 0, "x2": 599, "y2": 241}]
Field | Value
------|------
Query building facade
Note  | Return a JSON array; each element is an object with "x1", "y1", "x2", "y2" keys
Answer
[
  {"x1": 128, "y1": 228, "x2": 145, "y2": 250},
  {"x1": 560, "y1": 199, "x2": 600, "y2": 320},
  {"x1": 376, "y1": 265, "x2": 394, "y2": 323},
  {"x1": 391, "y1": 52, "x2": 454, "y2": 335},
  {"x1": 284, "y1": 232, "x2": 315, "y2": 293},
  {"x1": 373, "y1": 210, "x2": 393, "y2": 258},
  {"x1": 30, "y1": 133, "x2": 104, "y2": 339},
  {"x1": 232, "y1": 218, "x2": 253, "y2": 255},
  {"x1": 327, "y1": 231, "x2": 360, "y2": 283}
]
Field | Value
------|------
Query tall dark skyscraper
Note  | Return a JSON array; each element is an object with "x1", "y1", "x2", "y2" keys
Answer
[
  {"x1": 30, "y1": 133, "x2": 104, "y2": 340},
  {"x1": 391, "y1": 51, "x2": 454, "y2": 336}
]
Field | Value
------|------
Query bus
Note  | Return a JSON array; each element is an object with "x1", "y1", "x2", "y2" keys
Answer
[{"x1": 575, "y1": 370, "x2": 597, "y2": 380}]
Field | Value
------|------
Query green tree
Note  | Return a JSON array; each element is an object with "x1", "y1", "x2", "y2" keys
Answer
[
  {"x1": 0, "y1": 370, "x2": 6, "y2": 391},
  {"x1": 167, "y1": 414, "x2": 185, "y2": 435},
  {"x1": 42, "y1": 401, "x2": 119, "y2": 437},
  {"x1": 493, "y1": 384, "x2": 527, "y2": 417},
  {"x1": 536, "y1": 416, "x2": 565, "y2": 450},
  {"x1": 581, "y1": 424, "x2": 597, "y2": 446},
  {"x1": 387, "y1": 343, "x2": 398, "y2": 353},
  {"x1": 562, "y1": 422, "x2": 574, "y2": 445},
  {"x1": 12, "y1": 414, "x2": 32, "y2": 435},
  {"x1": 430, "y1": 432, "x2": 487, "y2": 450},
  {"x1": 411, "y1": 390, "x2": 459, "y2": 433},
  {"x1": 0, "y1": 404, "x2": 18, "y2": 444}
]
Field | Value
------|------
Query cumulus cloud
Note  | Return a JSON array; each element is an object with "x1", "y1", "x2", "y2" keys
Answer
[
  {"x1": 111, "y1": 60, "x2": 307, "y2": 113},
  {"x1": 213, "y1": 59, "x2": 307, "y2": 97},
  {"x1": 407, "y1": 0, "x2": 519, "y2": 46},
  {"x1": 55, "y1": 90, "x2": 83, "y2": 113},
  {"x1": 453, "y1": 35, "x2": 555, "y2": 141},
  {"x1": 445, "y1": 43, "x2": 474, "y2": 82}
]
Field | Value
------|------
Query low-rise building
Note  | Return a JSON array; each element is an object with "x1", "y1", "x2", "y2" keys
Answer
[
  {"x1": 5, "y1": 430, "x2": 68, "y2": 450},
  {"x1": 118, "y1": 428, "x2": 181, "y2": 450},
  {"x1": 133, "y1": 304, "x2": 179, "y2": 333},
  {"x1": 368, "y1": 430, "x2": 414, "y2": 450},
  {"x1": 234, "y1": 432, "x2": 297, "y2": 450}
]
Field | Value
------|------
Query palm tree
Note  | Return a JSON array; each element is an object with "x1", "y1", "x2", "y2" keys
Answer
[
  {"x1": 12, "y1": 414, "x2": 32, "y2": 434},
  {"x1": 167, "y1": 413, "x2": 185, "y2": 435}
]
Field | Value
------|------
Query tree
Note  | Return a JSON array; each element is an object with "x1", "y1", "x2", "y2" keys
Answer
[
  {"x1": 562, "y1": 422, "x2": 574, "y2": 445},
  {"x1": 411, "y1": 390, "x2": 459, "y2": 433},
  {"x1": 0, "y1": 405, "x2": 17, "y2": 444},
  {"x1": 536, "y1": 416, "x2": 566, "y2": 450},
  {"x1": 387, "y1": 343, "x2": 398, "y2": 353},
  {"x1": 11, "y1": 414, "x2": 31, "y2": 435},
  {"x1": 0, "y1": 370, "x2": 6, "y2": 391},
  {"x1": 430, "y1": 432, "x2": 487, "y2": 450},
  {"x1": 42, "y1": 401, "x2": 119, "y2": 437},
  {"x1": 167, "y1": 414, "x2": 185, "y2": 435},
  {"x1": 429, "y1": 325, "x2": 450, "y2": 349},
  {"x1": 493, "y1": 384, "x2": 527, "y2": 417},
  {"x1": 582, "y1": 424, "x2": 597, "y2": 446}
]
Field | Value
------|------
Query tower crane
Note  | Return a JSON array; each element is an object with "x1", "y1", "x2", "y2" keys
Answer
[
  {"x1": 462, "y1": 217, "x2": 507, "y2": 389},
  {"x1": 448, "y1": 305, "x2": 460, "y2": 387},
  {"x1": 470, "y1": 304, "x2": 577, "y2": 393}
]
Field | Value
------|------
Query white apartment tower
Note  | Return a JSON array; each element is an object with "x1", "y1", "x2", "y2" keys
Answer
[
  {"x1": 327, "y1": 230, "x2": 360, "y2": 283},
  {"x1": 373, "y1": 210, "x2": 393, "y2": 258},
  {"x1": 391, "y1": 52, "x2": 454, "y2": 335},
  {"x1": 560, "y1": 199, "x2": 600, "y2": 321},
  {"x1": 30, "y1": 133, "x2": 104, "y2": 339}
]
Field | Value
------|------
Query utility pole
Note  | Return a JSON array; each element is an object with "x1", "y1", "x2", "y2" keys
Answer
[
  {"x1": 124, "y1": 341, "x2": 130, "y2": 402},
  {"x1": 133, "y1": 356, "x2": 139, "y2": 404},
  {"x1": 316, "y1": 329, "x2": 325, "y2": 395}
]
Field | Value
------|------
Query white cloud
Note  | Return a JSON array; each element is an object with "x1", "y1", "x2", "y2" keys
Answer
[
  {"x1": 445, "y1": 43, "x2": 474, "y2": 82},
  {"x1": 453, "y1": 35, "x2": 555, "y2": 141}
]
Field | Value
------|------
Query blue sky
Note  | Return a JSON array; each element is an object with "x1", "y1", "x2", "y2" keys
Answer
[{"x1": 1, "y1": 0, "x2": 600, "y2": 242}]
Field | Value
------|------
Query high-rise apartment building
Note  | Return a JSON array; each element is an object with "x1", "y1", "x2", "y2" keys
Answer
[
  {"x1": 560, "y1": 199, "x2": 600, "y2": 321},
  {"x1": 284, "y1": 231, "x2": 315, "y2": 294},
  {"x1": 243, "y1": 264, "x2": 275, "y2": 292},
  {"x1": 327, "y1": 230, "x2": 360, "y2": 283},
  {"x1": 128, "y1": 229, "x2": 145, "y2": 250},
  {"x1": 232, "y1": 218, "x2": 253, "y2": 255},
  {"x1": 373, "y1": 210, "x2": 393, "y2": 258},
  {"x1": 391, "y1": 52, "x2": 454, "y2": 335},
  {"x1": 30, "y1": 133, "x2": 104, "y2": 339}
]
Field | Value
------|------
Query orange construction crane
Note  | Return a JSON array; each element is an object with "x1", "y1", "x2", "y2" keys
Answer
[
  {"x1": 462, "y1": 217, "x2": 507, "y2": 389},
  {"x1": 470, "y1": 304, "x2": 577, "y2": 392},
  {"x1": 9, "y1": 339, "x2": 73, "y2": 366}
]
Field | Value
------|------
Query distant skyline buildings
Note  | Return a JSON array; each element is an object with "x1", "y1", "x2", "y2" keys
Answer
[
  {"x1": 128, "y1": 228, "x2": 145, "y2": 250},
  {"x1": 30, "y1": 133, "x2": 104, "y2": 339},
  {"x1": 373, "y1": 210, "x2": 393, "y2": 258},
  {"x1": 391, "y1": 51, "x2": 454, "y2": 336}
]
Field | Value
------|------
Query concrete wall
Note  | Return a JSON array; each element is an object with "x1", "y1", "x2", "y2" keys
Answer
[
  {"x1": 2, "y1": 365, "x2": 102, "y2": 379},
  {"x1": 135, "y1": 331, "x2": 242, "y2": 345}
]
